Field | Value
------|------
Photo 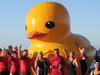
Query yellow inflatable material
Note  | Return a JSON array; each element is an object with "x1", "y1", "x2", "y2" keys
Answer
[{"x1": 25, "y1": 2, "x2": 95, "y2": 75}]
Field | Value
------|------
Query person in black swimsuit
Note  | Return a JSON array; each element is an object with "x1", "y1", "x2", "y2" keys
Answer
[
  {"x1": 35, "y1": 51, "x2": 48, "y2": 75},
  {"x1": 78, "y1": 48, "x2": 88, "y2": 75},
  {"x1": 80, "y1": 59, "x2": 88, "y2": 75},
  {"x1": 66, "y1": 52, "x2": 79, "y2": 75},
  {"x1": 90, "y1": 62, "x2": 100, "y2": 75}
]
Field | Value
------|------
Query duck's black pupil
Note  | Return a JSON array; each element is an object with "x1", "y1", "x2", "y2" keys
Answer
[
  {"x1": 45, "y1": 21, "x2": 55, "y2": 29},
  {"x1": 25, "y1": 25, "x2": 27, "y2": 30}
]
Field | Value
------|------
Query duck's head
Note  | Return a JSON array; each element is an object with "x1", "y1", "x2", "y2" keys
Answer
[{"x1": 25, "y1": 2, "x2": 71, "y2": 41}]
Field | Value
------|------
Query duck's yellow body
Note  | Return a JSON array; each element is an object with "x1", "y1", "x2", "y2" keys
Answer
[{"x1": 25, "y1": 2, "x2": 95, "y2": 75}]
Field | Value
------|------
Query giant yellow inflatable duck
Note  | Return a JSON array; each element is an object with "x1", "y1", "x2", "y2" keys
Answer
[{"x1": 25, "y1": 2, "x2": 95, "y2": 75}]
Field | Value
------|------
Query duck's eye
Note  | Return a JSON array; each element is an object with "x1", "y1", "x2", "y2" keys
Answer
[
  {"x1": 25, "y1": 25, "x2": 27, "y2": 30},
  {"x1": 45, "y1": 21, "x2": 55, "y2": 29}
]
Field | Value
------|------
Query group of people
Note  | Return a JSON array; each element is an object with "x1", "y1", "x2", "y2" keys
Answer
[
  {"x1": 0, "y1": 45, "x2": 100, "y2": 75},
  {"x1": 0, "y1": 45, "x2": 32, "y2": 75},
  {"x1": 35, "y1": 48, "x2": 88, "y2": 75},
  {"x1": 36, "y1": 48, "x2": 100, "y2": 75}
]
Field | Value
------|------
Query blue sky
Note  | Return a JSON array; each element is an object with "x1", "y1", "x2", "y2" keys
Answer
[{"x1": 0, "y1": 0, "x2": 100, "y2": 49}]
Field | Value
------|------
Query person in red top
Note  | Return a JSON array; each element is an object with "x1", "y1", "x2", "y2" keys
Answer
[
  {"x1": 10, "y1": 51, "x2": 20, "y2": 75},
  {"x1": 20, "y1": 49, "x2": 32, "y2": 75},
  {"x1": 0, "y1": 50, "x2": 10, "y2": 75},
  {"x1": 50, "y1": 48, "x2": 65, "y2": 75}
]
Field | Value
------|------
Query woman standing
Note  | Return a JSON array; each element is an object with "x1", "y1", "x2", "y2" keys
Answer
[
  {"x1": 78, "y1": 48, "x2": 88, "y2": 75},
  {"x1": 35, "y1": 51, "x2": 48, "y2": 75},
  {"x1": 67, "y1": 52, "x2": 79, "y2": 75},
  {"x1": 90, "y1": 62, "x2": 100, "y2": 75}
]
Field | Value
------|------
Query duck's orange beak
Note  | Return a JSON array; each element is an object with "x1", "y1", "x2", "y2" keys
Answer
[{"x1": 27, "y1": 31, "x2": 47, "y2": 39}]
